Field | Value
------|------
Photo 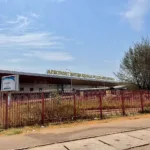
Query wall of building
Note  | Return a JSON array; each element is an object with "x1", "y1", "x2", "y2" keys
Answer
[
  {"x1": 20, "y1": 83, "x2": 57, "y2": 92},
  {"x1": 63, "y1": 85, "x2": 96, "y2": 91},
  {"x1": 19, "y1": 83, "x2": 96, "y2": 92}
]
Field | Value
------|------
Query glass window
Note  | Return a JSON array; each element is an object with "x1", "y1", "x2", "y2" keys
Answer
[
  {"x1": 30, "y1": 88, "x2": 33, "y2": 91},
  {"x1": 20, "y1": 88, "x2": 24, "y2": 91},
  {"x1": 39, "y1": 88, "x2": 42, "y2": 92}
]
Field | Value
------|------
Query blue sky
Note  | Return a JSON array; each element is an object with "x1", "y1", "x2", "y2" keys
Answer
[{"x1": 0, "y1": 0, "x2": 150, "y2": 78}]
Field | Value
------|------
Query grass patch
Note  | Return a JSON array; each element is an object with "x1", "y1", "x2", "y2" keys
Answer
[
  {"x1": 1, "y1": 113, "x2": 150, "y2": 136},
  {"x1": 0, "y1": 125, "x2": 41, "y2": 136},
  {"x1": 139, "y1": 107, "x2": 150, "y2": 114},
  {"x1": 0, "y1": 129, "x2": 4, "y2": 132},
  {"x1": 1, "y1": 128, "x2": 23, "y2": 136}
]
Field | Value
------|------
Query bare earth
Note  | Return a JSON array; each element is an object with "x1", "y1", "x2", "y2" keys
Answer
[{"x1": 1, "y1": 114, "x2": 150, "y2": 150}]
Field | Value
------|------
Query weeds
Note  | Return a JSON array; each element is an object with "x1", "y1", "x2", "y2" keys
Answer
[
  {"x1": 0, "y1": 128, "x2": 23, "y2": 136},
  {"x1": 0, "y1": 92, "x2": 150, "y2": 129}
]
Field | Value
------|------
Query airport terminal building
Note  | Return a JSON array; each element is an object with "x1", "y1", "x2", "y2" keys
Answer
[{"x1": 0, "y1": 70, "x2": 118, "y2": 92}]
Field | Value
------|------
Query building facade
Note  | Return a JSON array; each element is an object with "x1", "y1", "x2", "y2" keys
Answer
[{"x1": 0, "y1": 70, "x2": 118, "y2": 92}]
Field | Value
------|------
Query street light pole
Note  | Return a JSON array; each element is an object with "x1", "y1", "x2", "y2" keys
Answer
[
  {"x1": 98, "y1": 74, "x2": 105, "y2": 88},
  {"x1": 66, "y1": 69, "x2": 72, "y2": 91}
]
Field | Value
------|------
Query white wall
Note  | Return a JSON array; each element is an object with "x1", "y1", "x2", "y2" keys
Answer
[
  {"x1": 20, "y1": 83, "x2": 96, "y2": 92},
  {"x1": 63, "y1": 85, "x2": 96, "y2": 91},
  {"x1": 20, "y1": 83, "x2": 57, "y2": 92}
]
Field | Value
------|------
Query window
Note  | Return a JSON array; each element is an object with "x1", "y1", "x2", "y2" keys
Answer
[
  {"x1": 39, "y1": 88, "x2": 42, "y2": 92},
  {"x1": 20, "y1": 88, "x2": 24, "y2": 91},
  {"x1": 30, "y1": 88, "x2": 34, "y2": 92}
]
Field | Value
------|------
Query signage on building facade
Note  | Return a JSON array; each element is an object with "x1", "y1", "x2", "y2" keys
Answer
[
  {"x1": 47, "y1": 70, "x2": 115, "y2": 81},
  {"x1": 1, "y1": 75, "x2": 19, "y2": 91}
]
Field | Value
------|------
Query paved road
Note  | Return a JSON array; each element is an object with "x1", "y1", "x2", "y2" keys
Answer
[{"x1": 30, "y1": 128, "x2": 150, "y2": 150}]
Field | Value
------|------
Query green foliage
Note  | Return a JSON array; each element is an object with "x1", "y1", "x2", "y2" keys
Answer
[
  {"x1": 116, "y1": 37, "x2": 150, "y2": 90},
  {"x1": 139, "y1": 107, "x2": 150, "y2": 114},
  {"x1": 5, "y1": 128, "x2": 23, "y2": 136}
]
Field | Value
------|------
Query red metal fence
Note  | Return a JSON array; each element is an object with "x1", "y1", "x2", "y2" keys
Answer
[{"x1": 0, "y1": 90, "x2": 150, "y2": 129}]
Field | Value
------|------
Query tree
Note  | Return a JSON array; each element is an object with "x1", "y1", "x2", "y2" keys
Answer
[{"x1": 115, "y1": 37, "x2": 150, "y2": 90}]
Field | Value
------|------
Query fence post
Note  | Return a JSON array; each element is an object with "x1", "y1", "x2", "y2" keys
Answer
[
  {"x1": 99, "y1": 93, "x2": 103, "y2": 119},
  {"x1": 121, "y1": 91, "x2": 125, "y2": 116},
  {"x1": 140, "y1": 91, "x2": 144, "y2": 113},
  {"x1": 73, "y1": 93, "x2": 76, "y2": 120},
  {"x1": 5, "y1": 93, "x2": 8, "y2": 129},
  {"x1": 41, "y1": 92, "x2": 45, "y2": 125}
]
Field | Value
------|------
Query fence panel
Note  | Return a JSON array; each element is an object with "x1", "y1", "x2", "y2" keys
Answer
[
  {"x1": 143, "y1": 91, "x2": 150, "y2": 112},
  {"x1": 102, "y1": 91, "x2": 122, "y2": 118},
  {"x1": 0, "y1": 90, "x2": 150, "y2": 129},
  {"x1": 7, "y1": 93, "x2": 42, "y2": 128},
  {"x1": 124, "y1": 91, "x2": 141, "y2": 115},
  {"x1": 44, "y1": 92, "x2": 75, "y2": 123},
  {"x1": 74, "y1": 91, "x2": 100, "y2": 120}
]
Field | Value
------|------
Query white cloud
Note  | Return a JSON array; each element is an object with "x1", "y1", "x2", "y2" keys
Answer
[
  {"x1": 23, "y1": 51, "x2": 74, "y2": 61},
  {"x1": 122, "y1": 0, "x2": 150, "y2": 31},
  {"x1": 7, "y1": 58, "x2": 24, "y2": 63},
  {"x1": 0, "y1": 33, "x2": 63, "y2": 49},
  {"x1": 5, "y1": 15, "x2": 37, "y2": 33},
  {"x1": 0, "y1": 14, "x2": 69, "y2": 49},
  {"x1": 7, "y1": 15, "x2": 29, "y2": 25},
  {"x1": 0, "y1": 13, "x2": 74, "y2": 62},
  {"x1": 30, "y1": 12, "x2": 39, "y2": 18},
  {"x1": 3, "y1": 15, "x2": 30, "y2": 33}
]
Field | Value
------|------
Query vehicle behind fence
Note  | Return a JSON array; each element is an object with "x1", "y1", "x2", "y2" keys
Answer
[{"x1": 0, "y1": 90, "x2": 150, "y2": 129}]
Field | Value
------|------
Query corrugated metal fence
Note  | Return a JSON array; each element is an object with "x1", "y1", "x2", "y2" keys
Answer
[{"x1": 0, "y1": 90, "x2": 150, "y2": 129}]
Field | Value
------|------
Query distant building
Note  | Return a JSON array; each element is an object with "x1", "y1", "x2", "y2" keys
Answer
[{"x1": 0, "y1": 70, "x2": 118, "y2": 92}]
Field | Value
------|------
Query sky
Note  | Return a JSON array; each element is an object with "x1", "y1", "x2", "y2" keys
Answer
[{"x1": 0, "y1": 0, "x2": 150, "y2": 78}]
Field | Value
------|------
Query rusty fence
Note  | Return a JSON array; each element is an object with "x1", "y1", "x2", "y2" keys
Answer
[{"x1": 0, "y1": 90, "x2": 150, "y2": 129}]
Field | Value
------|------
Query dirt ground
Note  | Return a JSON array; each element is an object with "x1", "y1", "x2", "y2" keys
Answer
[
  {"x1": 1, "y1": 113, "x2": 150, "y2": 136},
  {"x1": 37, "y1": 114, "x2": 150, "y2": 134},
  {"x1": 1, "y1": 114, "x2": 150, "y2": 150}
]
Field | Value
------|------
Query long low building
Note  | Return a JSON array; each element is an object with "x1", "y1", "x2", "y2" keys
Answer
[{"x1": 0, "y1": 70, "x2": 118, "y2": 92}]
